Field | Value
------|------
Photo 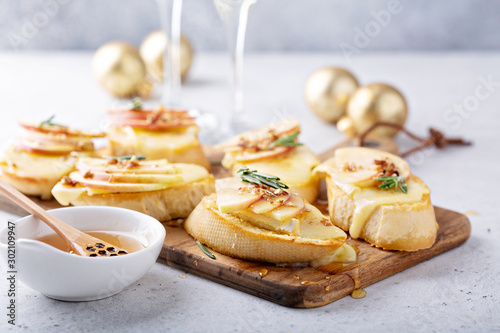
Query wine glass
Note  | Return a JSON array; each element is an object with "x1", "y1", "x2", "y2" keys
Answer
[
  {"x1": 156, "y1": 0, "x2": 219, "y2": 143},
  {"x1": 214, "y1": 0, "x2": 258, "y2": 136}
]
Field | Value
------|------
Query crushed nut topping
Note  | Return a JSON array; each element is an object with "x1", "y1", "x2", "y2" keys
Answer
[
  {"x1": 63, "y1": 176, "x2": 77, "y2": 186},
  {"x1": 83, "y1": 170, "x2": 94, "y2": 179},
  {"x1": 237, "y1": 183, "x2": 289, "y2": 199},
  {"x1": 374, "y1": 159, "x2": 399, "y2": 178},
  {"x1": 343, "y1": 162, "x2": 362, "y2": 172}
]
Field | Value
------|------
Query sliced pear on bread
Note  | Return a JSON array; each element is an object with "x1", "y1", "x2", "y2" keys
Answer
[
  {"x1": 314, "y1": 147, "x2": 438, "y2": 251},
  {"x1": 51, "y1": 157, "x2": 215, "y2": 221},
  {"x1": 184, "y1": 174, "x2": 348, "y2": 264}
]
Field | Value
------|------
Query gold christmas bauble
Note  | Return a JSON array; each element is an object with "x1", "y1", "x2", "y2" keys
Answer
[
  {"x1": 336, "y1": 115, "x2": 357, "y2": 138},
  {"x1": 139, "y1": 30, "x2": 193, "y2": 82},
  {"x1": 92, "y1": 41, "x2": 147, "y2": 98},
  {"x1": 346, "y1": 83, "x2": 407, "y2": 137},
  {"x1": 305, "y1": 67, "x2": 359, "y2": 123}
]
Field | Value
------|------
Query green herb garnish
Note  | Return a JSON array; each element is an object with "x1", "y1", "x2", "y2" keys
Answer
[
  {"x1": 270, "y1": 132, "x2": 302, "y2": 148},
  {"x1": 196, "y1": 240, "x2": 216, "y2": 259},
  {"x1": 237, "y1": 167, "x2": 289, "y2": 190},
  {"x1": 105, "y1": 155, "x2": 146, "y2": 161},
  {"x1": 376, "y1": 176, "x2": 408, "y2": 194},
  {"x1": 131, "y1": 98, "x2": 143, "y2": 110},
  {"x1": 39, "y1": 115, "x2": 62, "y2": 127}
]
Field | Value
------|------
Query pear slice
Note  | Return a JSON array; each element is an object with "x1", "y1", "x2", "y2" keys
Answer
[
  {"x1": 67, "y1": 171, "x2": 170, "y2": 192},
  {"x1": 91, "y1": 172, "x2": 184, "y2": 184},
  {"x1": 264, "y1": 194, "x2": 305, "y2": 222},
  {"x1": 77, "y1": 157, "x2": 178, "y2": 175},
  {"x1": 331, "y1": 147, "x2": 410, "y2": 187},
  {"x1": 249, "y1": 193, "x2": 291, "y2": 214},
  {"x1": 293, "y1": 203, "x2": 345, "y2": 240},
  {"x1": 215, "y1": 178, "x2": 263, "y2": 214},
  {"x1": 234, "y1": 146, "x2": 294, "y2": 163}
]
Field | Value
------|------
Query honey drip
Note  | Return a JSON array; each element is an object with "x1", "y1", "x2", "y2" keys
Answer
[
  {"x1": 318, "y1": 261, "x2": 366, "y2": 299},
  {"x1": 36, "y1": 231, "x2": 146, "y2": 254}
]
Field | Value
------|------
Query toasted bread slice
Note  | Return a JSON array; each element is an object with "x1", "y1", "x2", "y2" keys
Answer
[
  {"x1": 107, "y1": 124, "x2": 210, "y2": 170},
  {"x1": 184, "y1": 194, "x2": 346, "y2": 264},
  {"x1": 54, "y1": 176, "x2": 215, "y2": 222},
  {"x1": 316, "y1": 147, "x2": 438, "y2": 251},
  {"x1": 218, "y1": 120, "x2": 320, "y2": 203},
  {"x1": 0, "y1": 145, "x2": 78, "y2": 200},
  {"x1": 52, "y1": 157, "x2": 215, "y2": 221}
]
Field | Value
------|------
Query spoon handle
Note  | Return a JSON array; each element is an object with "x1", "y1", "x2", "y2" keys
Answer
[{"x1": 0, "y1": 180, "x2": 86, "y2": 255}]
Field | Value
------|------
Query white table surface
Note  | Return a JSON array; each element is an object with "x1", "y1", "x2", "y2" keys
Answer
[{"x1": 0, "y1": 51, "x2": 499, "y2": 332}]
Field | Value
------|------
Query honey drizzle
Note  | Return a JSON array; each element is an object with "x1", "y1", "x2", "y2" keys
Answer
[
  {"x1": 35, "y1": 231, "x2": 146, "y2": 254},
  {"x1": 317, "y1": 262, "x2": 366, "y2": 299}
]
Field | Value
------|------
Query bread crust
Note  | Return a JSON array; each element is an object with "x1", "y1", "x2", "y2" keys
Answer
[
  {"x1": 326, "y1": 175, "x2": 438, "y2": 251},
  {"x1": 0, "y1": 171, "x2": 56, "y2": 200},
  {"x1": 184, "y1": 195, "x2": 345, "y2": 263},
  {"x1": 66, "y1": 176, "x2": 215, "y2": 222}
]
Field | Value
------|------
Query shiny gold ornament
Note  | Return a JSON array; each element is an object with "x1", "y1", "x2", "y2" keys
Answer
[
  {"x1": 92, "y1": 41, "x2": 147, "y2": 98},
  {"x1": 305, "y1": 67, "x2": 359, "y2": 123},
  {"x1": 336, "y1": 115, "x2": 356, "y2": 138},
  {"x1": 139, "y1": 30, "x2": 193, "y2": 82},
  {"x1": 346, "y1": 83, "x2": 408, "y2": 137}
]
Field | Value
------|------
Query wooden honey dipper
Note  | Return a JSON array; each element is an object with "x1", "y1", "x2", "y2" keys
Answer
[{"x1": 0, "y1": 180, "x2": 128, "y2": 257}]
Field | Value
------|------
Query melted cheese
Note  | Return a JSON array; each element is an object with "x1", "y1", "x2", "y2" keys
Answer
[
  {"x1": 224, "y1": 145, "x2": 320, "y2": 186},
  {"x1": 0, "y1": 144, "x2": 75, "y2": 179},
  {"x1": 51, "y1": 161, "x2": 209, "y2": 206},
  {"x1": 107, "y1": 125, "x2": 199, "y2": 155},
  {"x1": 336, "y1": 176, "x2": 430, "y2": 239}
]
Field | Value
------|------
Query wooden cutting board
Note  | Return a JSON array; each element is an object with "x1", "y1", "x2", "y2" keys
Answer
[{"x1": 0, "y1": 143, "x2": 471, "y2": 308}]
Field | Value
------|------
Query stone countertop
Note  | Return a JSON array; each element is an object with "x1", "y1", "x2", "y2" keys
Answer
[{"x1": 0, "y1": 52, "x2": 498, "y2": 332}]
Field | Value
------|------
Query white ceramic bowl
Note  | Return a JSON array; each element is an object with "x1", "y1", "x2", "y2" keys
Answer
[{"x1": 0, "y1": 206, "x2": 165, "y2": 301}]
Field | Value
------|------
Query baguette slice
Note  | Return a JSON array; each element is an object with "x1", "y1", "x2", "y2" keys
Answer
[
  {"x1": 219, "y1": 120, "x2": 320, "y2": 203},
  {"x1": 107, "y1": 107, "x2": 210, "y2": 170},
  {"x1": 52, "y1": 157, "x2": 215, "y2": 221},
  {"x1": 316, "y1": 147, "x2": 438, "y2": 251},
  {"x1": 184, "y1": 194, "x2": 347, "y2": 264},
  {"x1": 0, "y1": 119, "x2": 103, "y2": 199},
  {"x1": 54, "y1": 176, "x2": 215, "y2": 222}
]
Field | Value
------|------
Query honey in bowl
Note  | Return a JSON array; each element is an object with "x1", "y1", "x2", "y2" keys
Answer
[{"x1": 36, "y1": 231, "x2": 146, "y2": 255}]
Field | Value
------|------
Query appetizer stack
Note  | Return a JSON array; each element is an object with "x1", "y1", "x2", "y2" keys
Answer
[
  {"x1": 185, "y1": 168, "x2": 351, "y2": 264},
  {"x1": 314, "y1": 147, "x2": 438, "y2": 251},
  {"x1": 107, "y1": 102, "x2": 210, "y2": 170},
  {"x1": 52, "y1": 156, "x2": 214, "y2": 221},
  {"x1": 219, "y1": 119, "x2": 321, "y2": 203},
  {"x1": 0, "y1": 117, "x2": 104, "y2": 199}
]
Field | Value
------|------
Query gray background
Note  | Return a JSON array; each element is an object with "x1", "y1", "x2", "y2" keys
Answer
[{"x1": 1, "y1": 0, "x2": 499, "y2": 52}]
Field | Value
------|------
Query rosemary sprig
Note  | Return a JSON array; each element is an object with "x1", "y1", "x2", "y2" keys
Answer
[
  {"x1": 39, "y1": 115, "x2": 62, "y2": 127},
  {"x1": 237, "y1": 167, "x2": 289, "y2": 190},
  {"x1": 376, "y1": 176, "x2": 408, "y2": 194},
  {"x1": 104, "y1": 155, "x2": 146, "y2": 161},
  {"x1": 196, "y1": 240, "x2": 216, "y2": 259},
  {"x1": 131, "y1": 98, "x2": 143, "y2": 110},
  {"x1": 270, "y1": 132, "x2": 302, "y2": 148}
]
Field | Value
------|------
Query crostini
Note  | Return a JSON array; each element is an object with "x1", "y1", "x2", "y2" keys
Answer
[
  {"x1": 107, "y1": 101, "x2": 210, "y2": 170},
  {"x1": 184, "y1": 168, "x2": 353, "y2": 264},
  {"x1": 0, "y1": 117, "x2": 104, "y2": 199},
  {"x1": 51, "y1": 156, "x2": 215, "y2": 221},
  {"x1": 314, "y1": 147, "x2": 439, "y2": 251},
  {"x1": 218, "y1": 119, "x2": 320, "y2": 203}
]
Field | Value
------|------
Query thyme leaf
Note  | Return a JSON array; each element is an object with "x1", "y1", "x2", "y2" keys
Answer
[
  {"x1": 131, "y1": 98, "x2": 143, "y2": 111},
  {"x1": 237, "y1": 167, "x2": 289, "y2": 190},
  {"x1": 270, "y1": 132, "x2": 302, "y2": 148},
  {"x1": 196, "y1": 240, "x2": 216, "y2": 259},
  {"x1": 39, "y1": 115, "x2": 62, "y2": 127},
  {"x1": 376, "y1": 175, "x2": 408, "y2": 194}
]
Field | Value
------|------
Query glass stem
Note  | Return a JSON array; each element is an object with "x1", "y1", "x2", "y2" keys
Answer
[
  {"x1": 156, "y1": 0, "x2": 183, "y2": 108},
  {"x1": 216, "y1": 0, "x2": 257, "y2": 125}
]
